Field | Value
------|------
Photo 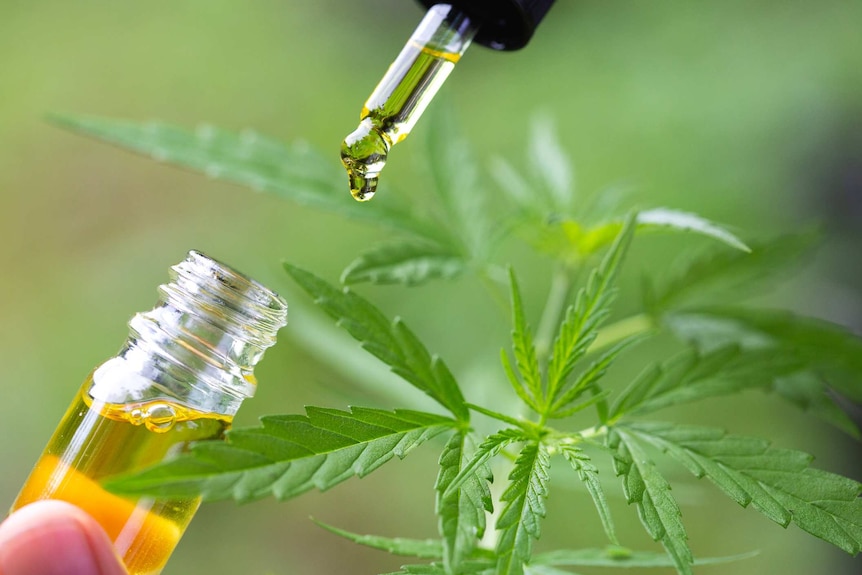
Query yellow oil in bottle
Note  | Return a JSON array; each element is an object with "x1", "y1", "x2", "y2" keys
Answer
[
  {"x1": 13, "y1": 376, "x2": 231, "y2": 575},
  {"x1": 341, "y1": 5, "x2": 474, "y2": 201}
]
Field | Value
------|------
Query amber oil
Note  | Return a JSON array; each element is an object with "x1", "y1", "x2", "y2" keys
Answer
[
  {"x1": 14, "y1": 383, "x2": 231, "y2": 574},
  {"x1": 11, "y1": 251, "x2": 287, "y2": 575}
]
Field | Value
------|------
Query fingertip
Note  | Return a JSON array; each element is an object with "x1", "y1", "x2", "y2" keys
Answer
[{"x1": 0, "y1": 501, "x2": 127, "y2": 575}]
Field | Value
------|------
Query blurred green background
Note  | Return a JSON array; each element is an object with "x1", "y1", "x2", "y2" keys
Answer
[{"x1": 2, "y1": 1, "x2": 861, "y2": 574}]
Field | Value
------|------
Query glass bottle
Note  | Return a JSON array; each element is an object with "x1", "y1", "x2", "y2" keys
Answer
[{"x1": 11, "y1": 250, "x2": 288, "y2": 575}]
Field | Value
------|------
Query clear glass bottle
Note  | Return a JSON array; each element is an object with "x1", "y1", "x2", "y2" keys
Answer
[{"x1": 11, "y1": 251, "x2": 288, "y2": 575}]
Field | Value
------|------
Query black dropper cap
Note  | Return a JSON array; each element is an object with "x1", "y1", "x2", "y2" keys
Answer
[{"x1": 415, "y1": 0, "x2": 556, "y2": 50}]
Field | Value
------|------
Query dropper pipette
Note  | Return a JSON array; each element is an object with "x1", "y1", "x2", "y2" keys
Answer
[{"x1": 341, "y1": 1, "x2": 556, "y2": 202}]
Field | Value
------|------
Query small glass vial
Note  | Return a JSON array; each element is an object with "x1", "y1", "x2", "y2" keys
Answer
[{"x1": 11, "y1": 251, "x2": 288, "y2": 575}]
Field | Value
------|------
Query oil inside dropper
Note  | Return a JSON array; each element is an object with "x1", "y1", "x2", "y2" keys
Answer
[
  {"x1": 341, "y1": 118, "x2": 389, "y2": 201},
  {"x1": 340, "y1": 4, "x2": 475, "y2": 202}
]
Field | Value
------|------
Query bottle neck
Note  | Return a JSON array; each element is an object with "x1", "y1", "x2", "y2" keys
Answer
[{"x1": 89, "y1": 251, "x2": 288, "y2": 417}]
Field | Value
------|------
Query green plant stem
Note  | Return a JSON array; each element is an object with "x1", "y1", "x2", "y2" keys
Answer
[
  {"x1": 535, "y1": 265, "x2": 572, "y2": 360},
  {"x1": 466, "y1": 402, "x2": 535, "y2": 432},
  {"x1": 588, "y1": 313, "x2": 654, "y2": 354},
  {"x1": 546, "y1": 425, "x2": 609, "y2": 455}
]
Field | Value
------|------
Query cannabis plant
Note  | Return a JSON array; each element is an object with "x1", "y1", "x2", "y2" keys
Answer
[{"x1": 53, "y1": 110, "x2": 862, "y2": 575}]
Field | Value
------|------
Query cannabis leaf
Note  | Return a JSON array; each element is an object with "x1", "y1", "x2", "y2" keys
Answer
[
  {"x1": 665, "y1": 307, "x2": 862, "y2": 402},
  {"x1": 503, "y1": 269, "x2": 543, "y2": 411},
  {"x1": 50, "y1": 114, "x2": 440, "y2": 239},
  {"x1": 559, "y1": 446, "x2": 618, "y2": 544},
  {"x1": 513, "y1": 210, "x2": 749, "y2": 263},
  {"x1": 569, "y1": 210, "x2": 749, "y2": 256},
  {"x1": 341, "y1": 241, "x2": 467, "y2": 286},
  {"x1": 312, "y1": 519, "x2": 756, "y2": 572},
  {"x1": 609, "y1": 345, "x2": 803, "y2": 420},
  {"x1": 550, "y1": 333, "x2": 648, "y2": 420},
  {"x1": 636, "y1": 208, "x2": 750, "y2": 253},
  {"x1": 627, "y1": 422, "x2": 862, "y2": 554},
  {"x1": 313, "y1": 519, "x2": 447, "y2": 559},
  {"x1": 663, "y1": 307, "x2": 862, "y2": 435},
  {"x1": 445, "y1": 429, "x2": 527, "y2": 498},
  {"x1": 645, "y1": 231, "x2": 816, "y2": 313},
  {"x1": 527, "y1": 115, "x2": 574, "y2": 212},
  {"x1": 771, "y1": 372, "x2": 860, "y2": 438},
  {"x1": 531, "y1": 547, "x2": 758, "y2": 568},
  {"x1": 489, "y1": 156, "x2": 535, "y2": 209},
  {"x1": 436, "y1": 431, "x2": 494, "y2": 573},
  {"x1": 490, "y1": 115, "x2": 575, "y2": 220},
  {"x1": 285, "y1": 264, "x2": 469, "y2": 422},
  {"x1": 545, "y1": 214, "x2": 636, "y2": 407},
  {"x1": 501, "y1": 214, "x2": 637, "y2": 417},
  {"x1": 424, "y1": 106, "x2": 493, "y2": 262},
  {"x1": 104, "y1": 407, "x2": 454, "y2": 502},
  {"x1": 496, "y1": 442, "x2": 551, "y2": 575},
  {"x1": 609, "y1": 429, "x2": 693, "y2": 575}
]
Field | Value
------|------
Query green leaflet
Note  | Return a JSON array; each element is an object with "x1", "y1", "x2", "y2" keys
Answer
[
  {"x1": 435, "y1": 431, "x2": 494, "y2": 573},
  {"x1": 383, "y1": 561, "x2": 493, "y2": 575},
  {"x1": 492, "y1": 120, "x2": 746, "y2": 263},
  {"x1": 104, "y1": 407, "x2": 454, "y2": 502},
  {"x1": 626, "y1": 422, "x2": 862, "y2": 554},
  {"x1": 527, "y1": 115, "x2": 575, "y2": 212},
  {"x1": 490, "y1": 156, "x2": 533, "y2": 204},
  {"x1": 646, "y1": 231, "x2": 817, "y2": 313},
  {"x1": 559, "y1": 446, "x2": 619, "y2": 545},
  {"x1": 771, "y1": 372, "x2": 860, "y2": 438},
  {"x1": 522, "y1": 566, "x2": 582, "y2": 575},
  {"x1": 573, "y1": 209, "x2": 749, "y2": 256},
  {"x1": 445, "y1": 429, "x2": 526, "y2": 498},
  {"x1": 504, "y1": 269, "x2": 543, "y2": 411},
  {"x1": 532, "y1": 547, "x2": 758, "y2": 568},
  {"x1": 664, "y1": 307, "x2": 862, "y2": 435},
  {"x1": 549, "y1": 332, "x2": 648, "y2": 420},
  {"x1": 50, "y1": 114, "x2": 436, "y2": 239},
  {"x1": 341, "y1": 241, "x2": 467, "y2": 286},
  {"x1": 609, "y1": 429, "x2": 693, "y2": 575},
  {"x1": 665, "y1": 306, "x2": 862, "y2": 403},
  {"x1": 609, "y1": 345, "x2": 803, "y2": 419},
  {"x1": 424, "y1": 106, "x2": 493, "y2": 262},
  {"x1": 285, "y1": 264, "x2": 469, "y2": 422},
  {"x1": 490, "y1": 115, "x2": 574, "y2": 219},
  {"x1": 545, "y1": 214, "x2": 636, "y2": 407},
  {"x1": 313, "y1": 519, "x2": 444, "y2": 559},
  {"x1": 495, "y1": 442, "x2": 551, "y2": 575},
  {"x1": 515, "y1": 210, "x2": 748, "y2": 263},
  {"x1": 311, "y1": 525, "x2": 756, "y2": 575},
  {"x1": 503, "y1": 216, "x2": 637, "y2": 417},
  {"x1": 635, "y1": 208, "x2": 750, "y2": 253}
]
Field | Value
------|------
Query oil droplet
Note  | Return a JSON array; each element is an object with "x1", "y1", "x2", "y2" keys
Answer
[
  {"x1": 340, "y1": 118, "x2": 390, "y2": 202},
  {"x1": 143, "y1": 402, "x2": 177, "y2": 433},
  {"x1": 346, "y1": 168, "x2": 378, "y2": 201},
  {"x1": 129, "y1": 409, "x2": 144, "y2": 425}
]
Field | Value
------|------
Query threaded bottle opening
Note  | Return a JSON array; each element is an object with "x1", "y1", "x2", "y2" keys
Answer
[
  {"x1": 109, "y1": 251, "x2": 288, "y2": 414},
  {"x1": 163, "y1": 250, "x2": 288, "y2": 354}
]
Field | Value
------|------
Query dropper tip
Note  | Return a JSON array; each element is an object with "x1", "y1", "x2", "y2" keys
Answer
[{"x1": 340, "y1": 118, "x2": 389, "y2": 202}]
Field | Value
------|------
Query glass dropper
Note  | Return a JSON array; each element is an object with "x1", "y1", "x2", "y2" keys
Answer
[{"x1": 340, "y1": 4, "x2": 476, "y2": 201}]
